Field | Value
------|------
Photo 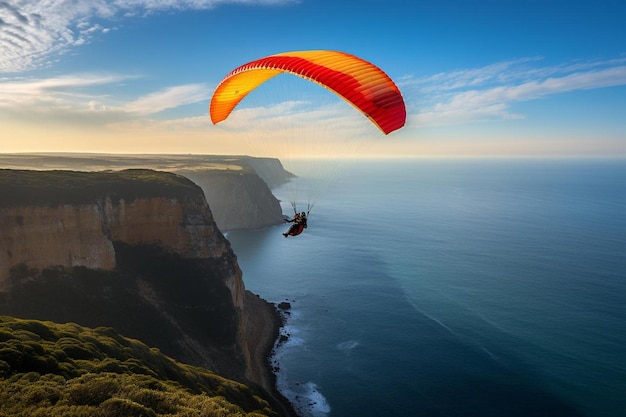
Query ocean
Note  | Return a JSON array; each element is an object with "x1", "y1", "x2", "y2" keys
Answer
[{"x1": 225, "y1": 158, "x2": 626, "y2": 417}]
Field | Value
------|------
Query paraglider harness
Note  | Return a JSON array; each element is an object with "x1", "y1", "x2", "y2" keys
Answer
[{"x1": 283, "y1": 203, "x2": 310, "y2": 237}]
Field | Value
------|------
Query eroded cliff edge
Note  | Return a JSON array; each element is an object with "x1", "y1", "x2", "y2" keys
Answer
[{"x1": 0, "y1": 169, "x2": 294, "y2": 417}]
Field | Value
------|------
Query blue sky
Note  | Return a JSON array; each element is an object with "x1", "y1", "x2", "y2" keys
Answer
[{"x1": 1, "y1": 0, "x2": 625, "y2": 158}]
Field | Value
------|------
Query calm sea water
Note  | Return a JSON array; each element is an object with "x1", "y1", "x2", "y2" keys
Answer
[{"x1": 225, "y1": 158, "x2": 626, "y2": 417}]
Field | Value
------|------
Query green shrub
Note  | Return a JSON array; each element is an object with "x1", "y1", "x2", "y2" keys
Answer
[
  {"x1": 0, "y1": 347, "x2": 23, "y2": 368},
  {"x1": 0, "y1": 317, "x2": 279, "y2": 416},
  {"x1": 28, "y1": 405, "x2": 96, "y2": 417},
  {"x1": 98, "y1": 398, "x2": 157, "y2": 417},
  {"x1": 0, "y1": 330, "x2": 16, "y2": 342},
  {"x1": 68, "y1": 374, "x2": 120, "y2": 406},
  {"x1": 0, "y1": 359, "x2": 11, "y2": 377},
  {"x1": 16, "y1": 320, "x2": 56, "y2": 341},
  {"x1": 58, "y1": 338, "x2": 100, "y2": 360},
  {"x1": 126, "y1": 388, "x2": 177, "y2": 414},
  {"x1": 92, "y1": 358, "x2": 124, "y2": 374},
  {"x1": 24, "y1": 383, "x2": 62, "y2": 406}
]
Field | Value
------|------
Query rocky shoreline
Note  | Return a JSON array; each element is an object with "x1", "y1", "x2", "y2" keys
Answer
[{"x1": 241, "y1": 292, "x2": 298, "y2": 417}]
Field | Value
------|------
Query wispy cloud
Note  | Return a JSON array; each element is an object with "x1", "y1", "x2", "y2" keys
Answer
[
  {"x1": 124, "y1": 83, "x2": 213, "y2": 114},
  {"x1": 0, "y1": 74, "x2": 212, "y2": 119},
  {"x1": 403, "y1": 57, "x2": 626, "y2": 127},
  {"x1": 0, "y1": 72, "x2": 216, "y2": 132},
  {"x1": 0, "y1": 73, "x2": 131, "y2": 107},
  {"x1": 0, "y1": 0, "x2": 297, "y2": 73},
  {"x1": 0, "y1": 73, "x2": 140, "y2": 127}
]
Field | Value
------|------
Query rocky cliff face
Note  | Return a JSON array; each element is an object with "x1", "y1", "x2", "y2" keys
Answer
[
  {"x1": 239, "y1": 156, "x2": 295, "y2": 189},
  {"x1": 0, "y1": 170, "x2": 228, "y2": 284},
  {"x1": 180, "y1": 170, "x2": 286, "y2": 231},
  {"x1": 0, "y1": 169, "x2": 293, "y2": 416},
  {"x1": 1, "y1": 204, "x2": 117, "y2": 283}
]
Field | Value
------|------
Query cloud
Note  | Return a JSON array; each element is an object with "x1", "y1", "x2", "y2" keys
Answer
[
  {"x1": 124, "y1": 83, "x2": 212, "y2": 114},
  {"x1": 0, "y1": 73, "x2": 132, "y2": 107},
  {"x1": 0, "y1": 72, "x2": 212, "y2": 129},
  {"x1": 0, "y1": 0, "x2": 297, "y2": 73},
  {"x1": 403, "y1": 57, "x2": 626, "y2": 127}
]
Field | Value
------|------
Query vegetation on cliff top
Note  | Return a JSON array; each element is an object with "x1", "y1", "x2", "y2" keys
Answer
[
  {"x1": 0, "y1": 316, "x2": 278, "y2": 416},
  {"x1": 0, "y1": 169, "x2": 202, "y2": 207}
]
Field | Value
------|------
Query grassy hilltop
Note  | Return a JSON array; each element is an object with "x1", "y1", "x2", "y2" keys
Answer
[{"x1": 0, "y1": 316, "x2": 277, "y2": 417}]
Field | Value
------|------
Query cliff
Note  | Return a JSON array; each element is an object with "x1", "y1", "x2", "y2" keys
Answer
[
  {"x1": 239, "y1": 156, "x2": 295, "y2": 189},
  {"x1": 0, "y1": 153, "x2": 294, "y2": 232},
  {"x1": 180, "y1": 169, "x2": 285, "y2": 231},
  {"x1": 0, "y1": 169, "x2": 294, "y2": 417},
  {"x1": 0, "y1": 169, "x2": 228, "y2": 281}
]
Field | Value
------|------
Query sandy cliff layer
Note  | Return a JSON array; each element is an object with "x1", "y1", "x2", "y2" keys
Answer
[
  {"x1": 1, "y1": 204, "x2": 117, "y2": 280},
  {"x1": 0, "y1": 170, "x2": 227, "y2": 283},
  {"x1": 0, "y1": 168, "x2": 293, "y2": 416}
]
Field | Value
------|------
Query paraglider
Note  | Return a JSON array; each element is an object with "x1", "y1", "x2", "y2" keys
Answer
[
  {"x1": 209, "y1": 50, "x2": 406, "y2": 237},
  {"x1": 210, "y1": 50, "x2": 406, "y2": 134},
  {"x1": 283, "y1": 211, "x2": 308, "y2": 237}
]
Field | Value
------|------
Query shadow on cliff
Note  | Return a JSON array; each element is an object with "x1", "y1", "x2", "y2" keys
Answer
[{"x1": 0, "y1": 242, "x2": 243, "y2": 379}]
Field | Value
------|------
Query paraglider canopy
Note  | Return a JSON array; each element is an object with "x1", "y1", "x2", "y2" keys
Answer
[
  {"x1": 209, "y1": 49, "x2": 407, "y2": 219},
  {"x1": 210, "y1": 50, "x2": 406, "y2": 135}
]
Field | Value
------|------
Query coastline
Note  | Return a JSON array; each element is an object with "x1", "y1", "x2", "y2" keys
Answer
[
  {"x1": 268, "y1": 304, "x2": 300, "y2": 417},
  {"x1": 268, "y1": 303, "x2": 332, "y2": 417},
  {"x1": 244, "y1": 290, "x2": 299, "y2": 417}
]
